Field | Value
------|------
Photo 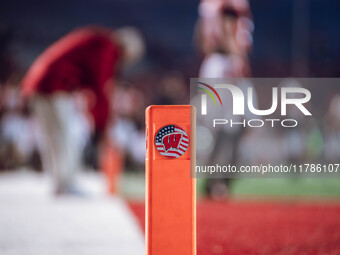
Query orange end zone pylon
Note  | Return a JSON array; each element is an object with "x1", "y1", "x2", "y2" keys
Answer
[
  {"x1": 145, "y1": 105, "x2": 196, "y2": 255},
  {"x1": 100, "y1": 141, "x2": 123, "y2": 195}
]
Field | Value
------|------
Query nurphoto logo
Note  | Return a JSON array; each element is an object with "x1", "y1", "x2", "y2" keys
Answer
[{"x1": 197, "y1": 82, "x2": 312, "y2": 128}]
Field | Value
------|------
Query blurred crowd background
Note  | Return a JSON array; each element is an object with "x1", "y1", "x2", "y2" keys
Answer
[{"x1": 0, "y1": 0, "x2": 340, "y2": 196}]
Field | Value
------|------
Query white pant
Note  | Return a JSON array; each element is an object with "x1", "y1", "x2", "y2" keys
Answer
[{"x1": 33, "y1": 94, "x2": 87, "y2": 193}]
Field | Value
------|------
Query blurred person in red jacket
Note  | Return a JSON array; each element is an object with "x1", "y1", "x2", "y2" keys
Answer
[{"x1": 21, "y1": 26, "x2": 144, "y2": 195}]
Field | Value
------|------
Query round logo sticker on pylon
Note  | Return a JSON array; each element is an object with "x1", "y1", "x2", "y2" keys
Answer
[{"x1": 155, "y1": 125, "x2": 189, "y2": 159}]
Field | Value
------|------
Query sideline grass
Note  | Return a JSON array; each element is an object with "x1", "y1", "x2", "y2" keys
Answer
[
  {"x1": 231, "y1": 178, "x2": 340, "y2": 198},
  {"x1": 122, "y1": 173, "x2": 340, "y2": 199}
]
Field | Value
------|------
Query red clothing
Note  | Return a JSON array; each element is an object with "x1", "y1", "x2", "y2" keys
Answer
[{"x1": 22, "y1": 27, "x2": 121, "y2": 132}]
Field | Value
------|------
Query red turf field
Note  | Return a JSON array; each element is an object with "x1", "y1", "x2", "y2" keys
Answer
[{"x1": 129, "y1": 200, "x2": 340, "y2": 255}]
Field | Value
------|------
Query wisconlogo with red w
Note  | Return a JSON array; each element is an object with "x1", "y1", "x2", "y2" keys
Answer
[
  {"x1": 155, "y1": 125, "x2": 189, "y2": 159},
  {"x1": 162, "y1": 133, "x2": 182, "y2": 152}
]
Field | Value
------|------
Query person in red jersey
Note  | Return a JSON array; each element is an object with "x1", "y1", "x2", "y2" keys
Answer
[
  {"x1": 22, "y1": 26, "x2": 144, "y2": 195},
  {"x1": 196, "y1": 0, "x2": 256, "y2": 199},
  {"x1": 197, "y1": 0, "x2": 254, "y2": 77}
]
